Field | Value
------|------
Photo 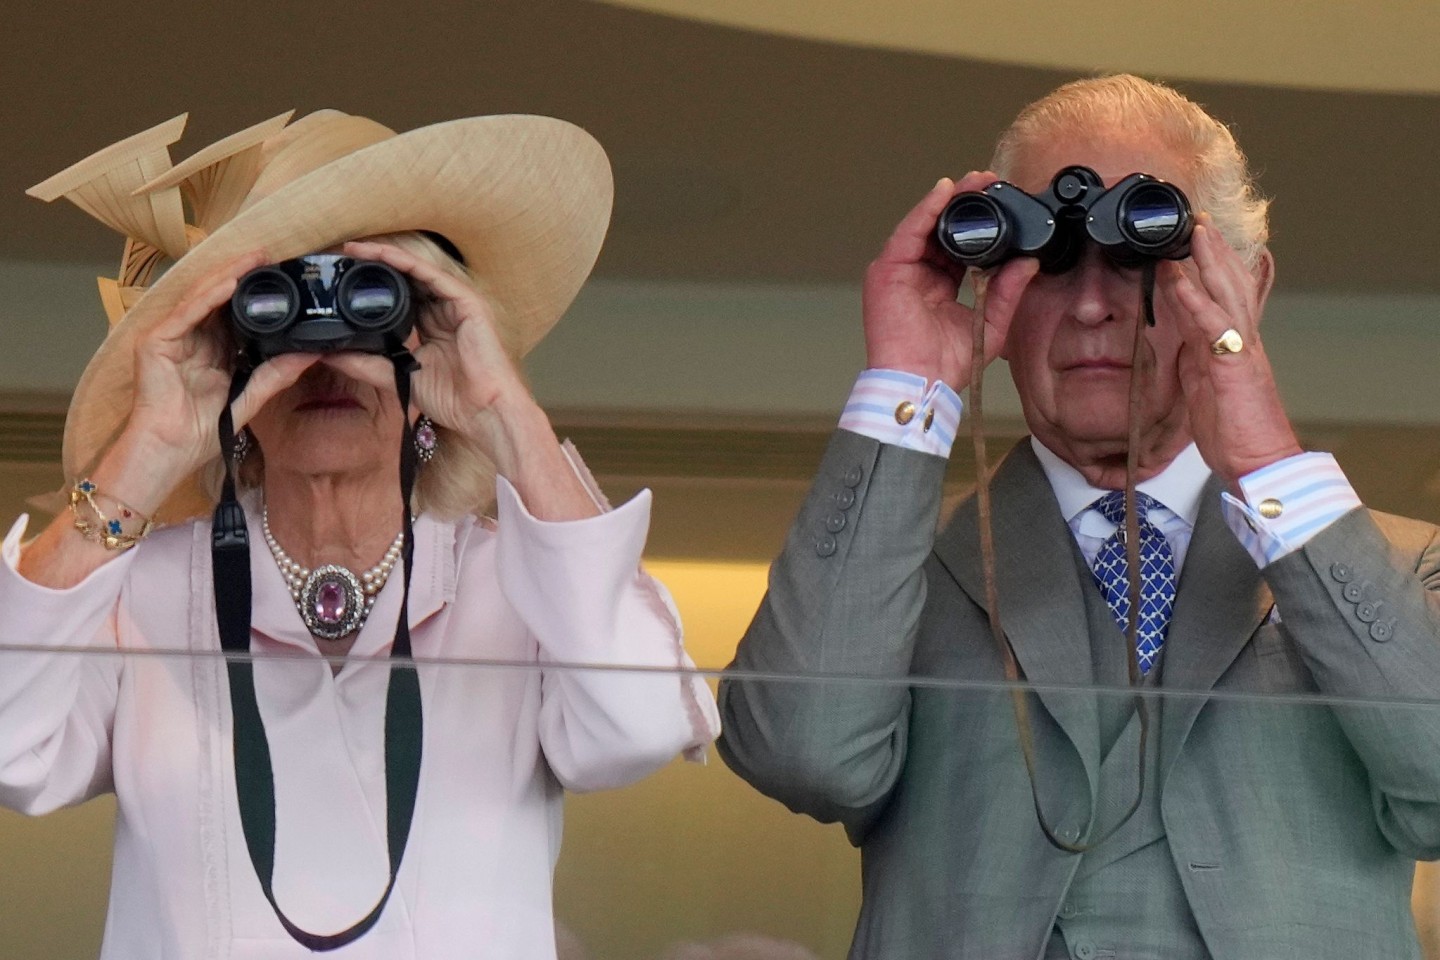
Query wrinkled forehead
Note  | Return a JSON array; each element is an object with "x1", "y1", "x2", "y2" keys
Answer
[{"x1": 1004, "y1": 124, "x2": 1199, "y2": 199}]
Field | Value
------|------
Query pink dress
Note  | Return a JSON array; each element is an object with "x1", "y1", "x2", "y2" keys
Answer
[{"x1": 0, "y1": 477, "x2": 719, "y2": 959}]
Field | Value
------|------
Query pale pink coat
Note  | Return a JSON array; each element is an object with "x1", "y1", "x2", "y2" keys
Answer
[{"x1": 0, "y1": 477, "x2": 719, "y2": 959}]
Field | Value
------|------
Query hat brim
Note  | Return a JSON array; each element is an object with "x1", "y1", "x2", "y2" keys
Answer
[{"x1": 63, "y1": 114, "x2": 613, "y2": 521}]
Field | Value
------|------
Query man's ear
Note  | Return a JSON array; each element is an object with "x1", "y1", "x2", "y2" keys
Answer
[{"x1": 1253, "y1": 248, "x2": 1276, "y2": 316}]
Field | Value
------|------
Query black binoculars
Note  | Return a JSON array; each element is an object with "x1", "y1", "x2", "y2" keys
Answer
[
  {"x1": 935, "y1": 166, "x2": 1193, "y2": 273},
  {"x1": 229, "y1": 254, "x2": 415, "y2": 361}
]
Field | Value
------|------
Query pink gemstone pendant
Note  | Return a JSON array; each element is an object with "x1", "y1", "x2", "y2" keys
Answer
[
  {"x1": 299, "y1": 565, "x2": 366, "y2": 640},
  {"x1": 314, "y1": 580, "x2": 346, "y2": 624}
]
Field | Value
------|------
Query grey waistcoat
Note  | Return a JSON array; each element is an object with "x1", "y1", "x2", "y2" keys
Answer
[{"x1": 1043, "y1": 550, "x2": 1211, "y2": 960}]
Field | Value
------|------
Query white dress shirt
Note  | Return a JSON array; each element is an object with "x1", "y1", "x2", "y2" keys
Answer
[{"x1": 1030, "y1": 436, "x2": 1205, "y2": 573}]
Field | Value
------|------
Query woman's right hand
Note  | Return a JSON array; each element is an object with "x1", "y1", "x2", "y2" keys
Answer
[
  {"x1": 117, "y1": 253, "x2": 319, "y2": 514},
  {"x1": 862, "y1": 173, "x2": 1040, "y2": 392},
  {"x1": 18, "y1": 254, "x2": 318, "y2": 586}
]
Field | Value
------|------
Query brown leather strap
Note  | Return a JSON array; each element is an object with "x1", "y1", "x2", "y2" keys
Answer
[{"x1": 967, "y1": 264, "x2": 1158, "y2": 854}]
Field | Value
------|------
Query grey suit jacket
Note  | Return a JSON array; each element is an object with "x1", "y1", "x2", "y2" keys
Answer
[{"x1": 719, "y1": 430, "x2": 1440, "y2": 960}]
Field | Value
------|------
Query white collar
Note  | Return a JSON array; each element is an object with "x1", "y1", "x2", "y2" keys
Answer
[{"x1": 1029, "y1": 437, "x2": 1210, "y2": 527}]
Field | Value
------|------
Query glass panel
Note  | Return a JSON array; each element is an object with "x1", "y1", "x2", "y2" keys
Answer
[{"x1": 3, "y1": 641, "x2": 1440, "y2": 958}]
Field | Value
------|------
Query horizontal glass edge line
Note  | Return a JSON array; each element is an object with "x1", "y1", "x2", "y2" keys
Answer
[{"x1": 1, "y1": 643, "x2": 1438, "y2": 711}]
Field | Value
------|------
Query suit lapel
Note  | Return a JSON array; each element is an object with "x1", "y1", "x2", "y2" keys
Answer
[
  {"x1": 933, "y1": 442, "x2": 1101, "y2": 788},
  {"x1": 1159, "y1": 476, "x2": 1274, "y2": 779}
]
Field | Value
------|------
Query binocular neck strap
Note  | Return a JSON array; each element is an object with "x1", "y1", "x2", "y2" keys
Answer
[
  {"x1": 966, "y1": 265, "x2": 1162, "y2": 855},
  {"x1": 211, "y1": 351, "x2": 423, "y2": 951},
  {"x1": 1141, "y1": 260, "x2": 1158, "y2": 327}
]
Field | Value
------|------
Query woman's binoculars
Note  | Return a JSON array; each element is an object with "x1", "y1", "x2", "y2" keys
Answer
[
  {"x1": 935, "y1": 166, "x2": 1193, "y2": 273},
  {"x1": 229, "y1": 254, "x2": 415, "y2": 360}
]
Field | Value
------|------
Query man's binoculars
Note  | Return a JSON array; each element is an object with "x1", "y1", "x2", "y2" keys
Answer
[
  {"x1": 935, "y1": 166, "x2": 1193, "y2": 273},
  {"x1": 229, "y1": 254, "x2": 415, "y2": 361}
]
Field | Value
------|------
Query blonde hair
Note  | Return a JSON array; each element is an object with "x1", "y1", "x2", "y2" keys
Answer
[
  {"x1": 207, "y1": 231, "x2": 513, "y2": 518},
  {"x1": 991, "y1": 74, "x2": 1270, "y2": 268}
]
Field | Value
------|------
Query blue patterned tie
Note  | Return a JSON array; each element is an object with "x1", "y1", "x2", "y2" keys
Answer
[{"x1": 1090, "y1": 491, "x2": 1177, "y2": 676}]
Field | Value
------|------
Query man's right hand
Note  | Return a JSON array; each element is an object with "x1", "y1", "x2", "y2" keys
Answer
[{"x1": 862, "y1": 173, "x2": 1039, "y2": 391}]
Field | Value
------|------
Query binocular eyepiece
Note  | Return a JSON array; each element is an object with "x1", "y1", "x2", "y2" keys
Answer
[
  {"x1": 229, "y1": 254, "x2": 415, "y2": 361},
  {"x1": 935, "y1": 166, "x2": 1193, "y2": 273}
]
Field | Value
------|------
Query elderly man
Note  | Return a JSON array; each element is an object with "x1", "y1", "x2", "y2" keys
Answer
[{"x1": 718, "y1": 75, "x2": 1440, "y2": 960}]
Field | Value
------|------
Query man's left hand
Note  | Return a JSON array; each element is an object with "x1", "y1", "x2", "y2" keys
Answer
[{"x1": 1160, "y1": 214, "x2": 1302, "y2": 488}]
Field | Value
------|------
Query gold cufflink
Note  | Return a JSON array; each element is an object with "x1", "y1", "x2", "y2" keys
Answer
[
  {"x1": 895, "y1": 401, "x2": 916, "y2": 425},
  {"x1": 923, "y1": 408, "x2": 935, "y2": 432},
  {"x1": 1258, "y1": 498, "x2": 1284, "y2": 519}
]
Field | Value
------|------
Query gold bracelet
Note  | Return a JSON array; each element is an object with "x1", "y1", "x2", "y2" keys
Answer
[{"x1": 69, "y1": 479, "x2": 155, "y2": 551}]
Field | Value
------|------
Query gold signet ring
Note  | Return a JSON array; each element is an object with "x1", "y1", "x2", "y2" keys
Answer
[{"x1": 1210, "y1": 328, "x2": 1244, "y2": 355}]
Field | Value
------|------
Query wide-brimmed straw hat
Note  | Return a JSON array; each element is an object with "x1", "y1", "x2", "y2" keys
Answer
[{"x1": 28, "y1": 109, "x2": 613, "y2": 522}]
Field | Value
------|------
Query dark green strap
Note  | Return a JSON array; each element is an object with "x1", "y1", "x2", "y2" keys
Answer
[{"x1": 213, "y1": 352, "x2": 423, "y2": 951}]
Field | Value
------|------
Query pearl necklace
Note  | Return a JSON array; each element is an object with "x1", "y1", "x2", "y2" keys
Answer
[{"x1": 262, "y1": 507, "x2": 405, "y2": 641}]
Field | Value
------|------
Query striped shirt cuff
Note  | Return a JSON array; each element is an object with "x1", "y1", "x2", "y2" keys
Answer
[
  {"x1": 1219, "y1": 452, "x2": 1362, "y2": 567},
  {"x1": 838, "y1": 369, "x2": 964, "y2": 458}
]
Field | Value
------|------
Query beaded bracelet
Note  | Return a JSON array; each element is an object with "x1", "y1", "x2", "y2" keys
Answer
[{"x1": 69, "y1": 479, "x2": 155, "y2": 551}]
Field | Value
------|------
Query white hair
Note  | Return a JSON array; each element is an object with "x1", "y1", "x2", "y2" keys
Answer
[{"x1": 991, "y1": 74, "x2": 1270, "y2": 268}]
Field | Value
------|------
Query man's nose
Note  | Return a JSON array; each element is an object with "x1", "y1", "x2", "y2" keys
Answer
[{"x1": 1066, "y1": 246, "x2": 1123, "y2": 327}]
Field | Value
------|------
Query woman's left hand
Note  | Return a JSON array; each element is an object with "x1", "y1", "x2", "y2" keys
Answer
[
  {"x1": 335, "y1": 239, "x2": 533, "y2": 457},
  {"x1": 330, "y1": 239, "x2": 600, "y2": 520}
]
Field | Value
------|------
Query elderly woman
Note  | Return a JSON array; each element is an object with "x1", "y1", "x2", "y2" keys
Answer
[{"x1": 0, "y1": 110, "x2": 718, "y2": 958}]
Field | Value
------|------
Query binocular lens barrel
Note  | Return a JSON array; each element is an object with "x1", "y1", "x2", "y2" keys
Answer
[
  {"x1": 338, "y1": 264, "x2": 408, "y2": 330},
  {"x1": 231, "y1": 261, "x2": 410, "y2": 334},
  {"x1": 1117, "y1": 182, "x2": 1191, "y2": 254},
  {"x1": 229, "y1": 256, "x2": 415, "y2": 358},
  {"x1": 937, "y1": 194, "x2": 1007, "y2": 266},
  {"x1": 933, "y1": 168, "x2": 1192, "y2": 271},
  {"x1": 233, "y1": 272, "x2": 300, "y2": 335}
]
